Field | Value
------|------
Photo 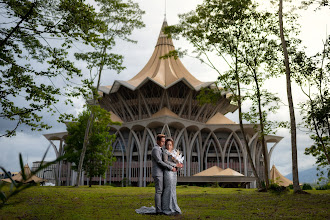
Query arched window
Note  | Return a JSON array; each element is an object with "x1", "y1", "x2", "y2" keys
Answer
[
  {"x1": 110, "y1": 138, "x2": 125, "y2": 183},
  {"x1": 226, "y1": 138, "x2": 243, "y2": 173},
  {"x1": 129, "y1": 137, "x2": 140, "y2": 184},
  {"x1": 143, "y1": 135, "x2": 154, "y2": 186},
  {"x1": 175, "y1": 136, "x2": 186, "y2": 176},
  {"x1": 204, "y1": 139, "x2": 220, "y2": 169},
  {"x1": 190, "y1": 139, "x2": 200, "y2": 175}
]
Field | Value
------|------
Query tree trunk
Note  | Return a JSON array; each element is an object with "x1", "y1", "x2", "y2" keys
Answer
[
  {"x1": 75, "y1": 113, "x2": 94, "y2": 186},
  {"x1": 279, "y1": 0, "x2": 301, "y2": 193},
  {"x1": 235, "y1": 54, "x2": 263, "y2": 189},
  {"x1": 75, "y1": 45, "x2": 107, "y2": 187},
  {"x1": 237, "y1": 82, "x2": 263, "y2": 189},
  {"x1": 253, "y1": 70, "x2": 269, "y2": 190}
]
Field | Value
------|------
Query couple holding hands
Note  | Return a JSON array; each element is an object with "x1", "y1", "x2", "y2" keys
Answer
[{"x1": 136, "y1": 134, "x2": 184, "y2": 215}]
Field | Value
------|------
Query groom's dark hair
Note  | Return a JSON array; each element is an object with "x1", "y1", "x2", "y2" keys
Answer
[{"x1": 156, "y1": 134, "x2": 166, "y2": 142}]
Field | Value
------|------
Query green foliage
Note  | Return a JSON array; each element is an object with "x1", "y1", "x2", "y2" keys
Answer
[
  {"x1": 268, "y1": 182, "x2": 289, "y2": 194},
  {"x1": 64, "y1": 105, "x2": 118, "y2": 185},
  {"x1": 146, "y1": 182, "x2": 155, "y2": 187},
  {"x1": 315, "y1": 182, "x2": 330, "y2": 190},
  {"x1": 0, "y1": 0, "x2": 145, "y2": 137},
  {"x1": 0, "y1": 0, "x2": 108, "y2": 137},
  {"x1": 302, "y1": 183, "x2": 313, "y2": 190},
  {"x1": 292, "y1": 36, "x2": 330, "y2": 181},
  {"x1": 66, "y1": 0, "x2": 144, "y2": 187},
  {"x1": 166, "y1": 0, "x2": 284, "y2": 135},
  {"x1": 164, "y1": 0, "x2": 288, "y2": 190},
  {"x1": 211, "y1": 182, "x2": 220, "y2": 188},
  {"x1": 73, "y1": 0, "x2": 145, "y2": 72},
  {"x1": 0, "y1": 147, "x2": 63, "y2": 207},
  {"x1": 197, "y1": 87, "x2": 225, "y2": 106}
]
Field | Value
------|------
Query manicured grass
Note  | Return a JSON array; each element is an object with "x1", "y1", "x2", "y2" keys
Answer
[{"x1": 0, "y1": 186, "x2": 329, "y2": 219}]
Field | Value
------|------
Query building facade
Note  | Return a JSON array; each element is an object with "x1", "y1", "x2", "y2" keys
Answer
[{"x1": 42, "y1": 20, "x2": 282, "y2": 187}]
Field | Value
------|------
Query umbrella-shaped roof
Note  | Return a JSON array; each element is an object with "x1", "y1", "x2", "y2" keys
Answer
[
  {"x1": 1, "y1": 164, "x2": 46, "y2": 184},
  {"x1": 270, "y1": 165, "x2": 293, "y2": 187},
  {"x1": 101, "y1": 19, "x2": 214, "y2": 95},
  {"x1": 193, "y1": 166, "x2": 224, "y2": 176},
  {"x1": 214, "y1": 168, "x2": 244, "y2": 176}
]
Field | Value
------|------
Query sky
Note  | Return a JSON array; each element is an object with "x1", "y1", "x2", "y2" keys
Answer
[{"x1": 0, "y1": 0, "x2": 329, "y2": 177}]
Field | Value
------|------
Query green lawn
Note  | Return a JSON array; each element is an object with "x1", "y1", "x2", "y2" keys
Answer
[{"x1": 0, "y1": 186, "x2": 329, "y2": 219}]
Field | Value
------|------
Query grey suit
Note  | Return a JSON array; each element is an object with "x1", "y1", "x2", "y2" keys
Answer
[{"x1": 151, "y1": 144, "x2": 173, "y2": 213}]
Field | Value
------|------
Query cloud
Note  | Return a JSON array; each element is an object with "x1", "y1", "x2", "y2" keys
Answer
[{"x1": 0, "y1": 132, "x2": 56, "y2": 172}]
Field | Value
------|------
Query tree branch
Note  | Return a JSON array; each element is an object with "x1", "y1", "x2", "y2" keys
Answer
[{"x1": 0, "y1": 3, "x2": 35, "y2": 48}]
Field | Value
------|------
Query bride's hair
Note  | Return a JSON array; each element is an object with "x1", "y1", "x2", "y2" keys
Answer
[{"x1": 165, "y1": 138, "x2": 174, "y2": 147}]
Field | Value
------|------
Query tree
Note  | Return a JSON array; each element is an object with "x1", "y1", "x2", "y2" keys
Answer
[
  {"x1": 0, "y1": 0, "x2": 105, "y2": 137},
  {"x1": 165, "y1": 0, "x2": 282, "y2": 190},
  {"x1": 278, "y1": 0, "x2": 302, "y2": 193},
  {"x1": 298, "y1": 0, "x2": 330, "y2": 184},
  {"x1": 292, "y1": 37, "x2": 330, "y2": 182},
  {"x1": 65, "y1": 105, "x2": 117, "y2": 187},
  {"x1": 236, "y1": 7, "x2": 282, "y2": 189},
  {"x1": 70, "y1": 0, "x2": 145, "y2": 186}
]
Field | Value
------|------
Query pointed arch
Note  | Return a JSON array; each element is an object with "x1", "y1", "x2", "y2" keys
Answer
[
  {"x1": 174, "y1": 128, "x2": 185, "y2": 149},
  {"x1": 226, "y1": 138, "x2": 243, "y2": 173},
  {"x1": 161, "y1": 124, "x2": 171, "y2": 138},
  {"x1": 190, "y1": 136, "x2": 201, "y2": 175},
  {"x1": 175, "y1": 135, "x2": 187, "y2": 176},
  {"x1": 128, "y1": 135, "x2": 140, "y2": 185},
  {"x1": 204, "y1": 139, "x2": 220, "y2": 169},
  {"x1": 143, "y1": 134, "x2": 154, "y2": 186},
  {"x1": 110, "y1": 134, "x2": 126, "y2": 184}
]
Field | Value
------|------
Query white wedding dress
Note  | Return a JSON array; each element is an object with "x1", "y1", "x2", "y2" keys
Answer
[{"x1": 161, "y1": 150, "x2": 181, "y2": 215}]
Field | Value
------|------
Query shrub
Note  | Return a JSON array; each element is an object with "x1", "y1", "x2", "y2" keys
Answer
[
  {"x1": 315, "y1": 183, "x2": 330, "y2": 190},
  {"x1": 288, "y1": 184, "x2": 293, "y2": 189},
  {"x1": 211, "y1": 182, "x2": 220, "y2": 188},
  {"x1": 269, "y1": 182, "x2": 288, "y2": 194},
  {"x1": 146, "y1": 182, "x2": 155, "y2": 187},
  {"x1": 302, "y1": 183, "x2": 313, "y2": 190}
]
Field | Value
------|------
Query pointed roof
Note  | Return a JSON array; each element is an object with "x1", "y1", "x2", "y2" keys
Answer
[
  {"x1": 270, "y1": 165, "x2": 293, "y2": 187},
  {"x1": 214, "y1": 168, "x2": 244, "y2": 176},
  {"x1": 193, "y1": 166, "x2": 223, "y2": 176},
  {"x1": 107, "y1": 20, "x2": 214, "y2": 94},
  {"x1": 1, "y1": 164, "x2": 46, "y2": 184},
  {"x1": 152, "y1": 107, "x2": 179, "y2": 118},
  {"x1": 206, "y1": 112, "x2": 236, "y2": 124}
]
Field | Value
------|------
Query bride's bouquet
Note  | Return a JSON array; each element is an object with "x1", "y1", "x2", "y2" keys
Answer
[{"x1": 169, "y1": 149, "x2": 184, "y2": 164}]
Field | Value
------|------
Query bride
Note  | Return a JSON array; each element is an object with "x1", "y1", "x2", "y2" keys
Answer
[{"x1": 162, "y1": 138, "x2": 182, "y2": 215}]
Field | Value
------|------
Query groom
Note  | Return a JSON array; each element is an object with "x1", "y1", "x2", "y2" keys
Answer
[{"x1": 151, "y1": 134, "x2": 176, "y2": 214}]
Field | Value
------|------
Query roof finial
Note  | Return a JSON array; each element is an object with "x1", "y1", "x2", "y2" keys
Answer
[{"x1": 164, "y1": 0, "x2": 167, "y2": 21}]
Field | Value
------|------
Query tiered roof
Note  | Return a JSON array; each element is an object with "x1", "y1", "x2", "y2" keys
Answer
[
  {"x1": 1, "y1": 164, "x2": 46, "y2": 184},
  {"x1": 99, "y1": 19, "x2": 214, "y2": 95}
]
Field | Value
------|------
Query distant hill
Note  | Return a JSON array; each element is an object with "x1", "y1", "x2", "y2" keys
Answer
[{"x1": 285, "y1": 167, "x2": 328, "y2": 184}]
